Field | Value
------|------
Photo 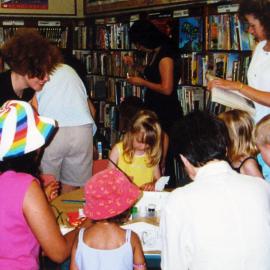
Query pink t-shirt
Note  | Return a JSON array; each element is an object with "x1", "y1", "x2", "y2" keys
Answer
[{"x1": 0, "y1": 170, "x2": 40, "y2": 270}]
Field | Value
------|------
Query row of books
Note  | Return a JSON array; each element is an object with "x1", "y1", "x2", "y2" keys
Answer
[
  {"x1": 39, "y1": 26, "x2": 69, "y2": 48},
  {"x1": 205, "y1": 14, "x2": 255, "y2": 51},
  {"x1": 0, "y1": 26, "x2": 69, "y2": 48},
  {"x1": 95, "y1": 23, "x2": 131, "y2": 50},
  {"x1": 71, "y1": 14, "x2": 255, "y2": 52},
  {"x1": 73, "y1": 49, "x2": 147, "y2": 78},
  {"x1": 177, "y1": 85, "x2": 205, "y2": 115},
  {"x1": 95, "y1": 102, "x2": 121, "y2": 148},
  {"x1": 180, "y1": 52, "x2": 251, "y2": 86},
  {"x1": 72, "y1": 25, "x2": 94, "y2": 50},
  {"x1": 87, "y1": 75, "x2": 144, "y2": 105}
]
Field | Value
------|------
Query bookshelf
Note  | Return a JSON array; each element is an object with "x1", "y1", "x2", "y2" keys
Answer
[{"x1": 82, "y1": 0, "x2": 254, "y2": 184}]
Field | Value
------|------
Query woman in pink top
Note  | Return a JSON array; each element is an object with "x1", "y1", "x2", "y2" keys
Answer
[{"x1": 0, "y1": 100, "x2": 81, "y2": 270}]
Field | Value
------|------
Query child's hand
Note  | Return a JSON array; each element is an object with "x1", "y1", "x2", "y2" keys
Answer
[
  {"x1": 44, "y1": 181, "x2": 60, "y2": 202},
  {"x1": 140, "y1": 182, "x2": 155, "y2": 191}
]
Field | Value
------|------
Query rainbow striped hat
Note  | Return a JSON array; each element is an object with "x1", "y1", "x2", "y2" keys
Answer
[{"x1": 0, "y1": 100, "x2": 55, "y2": 161}]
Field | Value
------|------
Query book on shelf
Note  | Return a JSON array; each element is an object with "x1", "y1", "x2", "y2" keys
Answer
[
  {"x1": 179, "y1": 16, "x2": 203, "y2": 52},
  {"x1": 207, "y1": 74, "x2": 255, "y2": 116}
]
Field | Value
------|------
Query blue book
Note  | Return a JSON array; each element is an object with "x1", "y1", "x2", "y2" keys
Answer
[
  {"x1": 226, "y1": 53, "x2": 240, "y2": 80},
  {"x1": 179, "y1": 16, "x2": 203, "y2": 52}
]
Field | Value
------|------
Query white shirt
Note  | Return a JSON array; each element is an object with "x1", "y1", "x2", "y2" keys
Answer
[
  {"x1": 37, "y1": 64, "x2": 96, "y2": 131},
  {"x1": 161, "y1": 161, "x2": 270, "y2": 270},
  {"x1": 248, "y1": 40, "x2": 270, "y2": 123}
]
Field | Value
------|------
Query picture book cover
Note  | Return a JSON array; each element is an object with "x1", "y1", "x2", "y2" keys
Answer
[
  {"x1": 226, "y1": 53, "x2": 240, "y2": 81},
  {"x1": 179, "y1": 16, "x2": 203, "y2": 52}
]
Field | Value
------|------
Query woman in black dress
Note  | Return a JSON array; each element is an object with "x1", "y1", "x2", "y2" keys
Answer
[{"x1": 124, "y1": 20, "x2": 182, "y2": 186}]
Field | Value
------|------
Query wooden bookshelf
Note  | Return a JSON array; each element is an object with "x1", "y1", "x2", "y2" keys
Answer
[{"x1": 85, "y1": 0, "x2": 211, "y2": 15}]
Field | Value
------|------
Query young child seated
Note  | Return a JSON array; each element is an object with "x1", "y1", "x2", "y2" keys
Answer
[
  {"x1": 108, "y1": 109, "x2": 162, "y2": 191},
  {"x1": 70, "y1": 168, "x2": 146, "y2": 270},
  {"x1": 218, "y1": 109, "x2": 263, "y2": 177},
  {"x1": 254, "y1": 114, "x2": 270, "y2": 181}
]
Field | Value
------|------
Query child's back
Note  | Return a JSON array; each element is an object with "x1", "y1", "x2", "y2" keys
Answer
[
  {"x1": 70, "y1": 169, "x2": 146, "y2": 270},
  {"x1": 75, "y1": 224, "x2": 133, "y2": 270}
]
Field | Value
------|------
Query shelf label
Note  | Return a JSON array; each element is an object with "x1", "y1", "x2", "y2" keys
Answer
[
  {"x1": 2, "y1": 20, "x2": 24, "y2": 26},
  {"x1": 38, "y1": 21, "x2": 61, "y2": 27},
  {"x1": 173, "y1": 9, "x2": 189, "y2": 18},
  {"x1": 130, "y1": 14, "x2": 140, "y2": 22},
  {"x1": 217, "y1": 4, "x2": 239, "y2": 13},
  {"x1": 106, "y1": 17, "x2": 116, "y2": 24},
  {"x1": 95, "y1": 18, "x2": 105, "y2": 24}
]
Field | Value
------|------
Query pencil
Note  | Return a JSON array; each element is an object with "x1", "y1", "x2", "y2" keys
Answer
[{"x1": 61, "y1": 199, "x2": 85, "y2": 204}]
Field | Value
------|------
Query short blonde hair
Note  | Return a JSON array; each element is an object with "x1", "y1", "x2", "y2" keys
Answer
[
  {"x1": 254, "y1": 114, "x2": 270, "y2": 146},
  {"x1": 122, "y1": 110, "x2": 162, "y2": 167},
  {"x1": 218, "y1": 109, "x2": 258, "y2": 163}
]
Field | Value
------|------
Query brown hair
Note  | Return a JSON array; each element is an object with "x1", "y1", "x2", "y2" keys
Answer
[
  {"x1": 1, "y1": 28, "x2": 62, "y2": 79},
  {"x1": 218, "y1": 110, "x2": 258, "y2": 163},
  {"x1": 254, "y1": 114, "x2": 270, "y2": 146},
  {"x1": 122, "y1": 109, "x2": 162, "y2": 167}
]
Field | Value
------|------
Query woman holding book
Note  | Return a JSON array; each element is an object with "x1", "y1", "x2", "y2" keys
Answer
[{"x1": 208, "y1": 0, "x2": 270, "y2": 123}]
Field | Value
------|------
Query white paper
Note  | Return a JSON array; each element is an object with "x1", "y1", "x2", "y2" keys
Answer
[
  {"x1": 122, "y1": 222, "x2": 161, "y2": 252},
  {"x1": 155, "y1": 176, "x2": 170, "y2": 191}
]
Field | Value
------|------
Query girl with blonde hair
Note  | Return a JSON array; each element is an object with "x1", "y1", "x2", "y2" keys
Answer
[
  {"x1": 218, "y1": 109, "x2": 263, "y2": 177},
  {"x1": 109, "y1": 109, "x2": 162, "y2": 191}
]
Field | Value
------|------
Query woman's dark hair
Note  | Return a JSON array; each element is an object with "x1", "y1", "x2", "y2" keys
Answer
[
  {"x1": 2, "y1": 28, "x2": 62, "y2": 79},
  {"x1": 119, "y1": 96, "x2": 145, "y2": 133},
  {"x1": 171, "y1": 110, "x2": 229, "y2": 167},
  {"x1": 0, "y1": 151, "x2": 40, "y2": 179},
  {"x1": 239, "y1": 0, "x2": 270, "y2": 39},
  {"x1": 129, "y1": 20, "x2": 171, "y2": 49}
]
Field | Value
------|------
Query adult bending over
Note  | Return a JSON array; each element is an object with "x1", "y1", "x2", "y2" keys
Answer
[
  {"x1": 36, "y1": 64, "x2": 96, "y2": 194},
  {"x1": 161, "y1": 111, "x2": 270, "y2": 270},
  {"x1": 208, "y1": 0, "x2": 270, "y2": 123},
  {"x1": 0, "y1": 28, "x2": 61, "y2": 105}
]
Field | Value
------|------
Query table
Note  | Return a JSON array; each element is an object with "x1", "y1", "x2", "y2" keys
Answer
[{"x1": 51, "y1": 188, "x2": 163, "y2": 269}]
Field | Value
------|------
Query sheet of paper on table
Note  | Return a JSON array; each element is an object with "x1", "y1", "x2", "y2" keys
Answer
[
  {"x1": 121, "y1": 222, "x2": 161, "y2": 252},
  {"x1": 155, "y1": 176, "x2": 170, "y2": 191}
]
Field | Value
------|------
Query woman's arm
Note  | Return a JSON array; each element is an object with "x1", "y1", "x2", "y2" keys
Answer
[
  {"x1": 208, "y1": 78, "x2": 270, "y2": 107},
  {"x1": 127, "y1": 57, "x2": 174, "y2": 96},
  {"x1": 70, "y1": 236, "x2": 79, "y2": 270},
  {"x1": 23, "y1": 181, "x2": 78, "y2": 263}
]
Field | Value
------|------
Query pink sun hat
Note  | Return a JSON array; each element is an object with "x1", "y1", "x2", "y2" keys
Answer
[{"x1": 84, "y1": 168, "x2": 141, "y2": 220}]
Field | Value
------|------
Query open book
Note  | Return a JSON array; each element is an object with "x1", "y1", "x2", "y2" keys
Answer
[{"x1": 207, "y1": 73, "x2": 255, "y2": 116}]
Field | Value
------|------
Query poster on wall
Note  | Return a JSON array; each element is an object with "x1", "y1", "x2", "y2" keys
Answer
[{"x1": 1, "y1": 0, "x2": 48, "y2": 9}]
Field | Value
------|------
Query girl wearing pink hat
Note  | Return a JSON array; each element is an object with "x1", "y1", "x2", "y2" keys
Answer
[{"x1": 70, "y1": 168, "x2": 146, "y2": 270}]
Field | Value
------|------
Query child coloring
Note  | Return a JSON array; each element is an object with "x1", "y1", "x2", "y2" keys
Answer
[
  {"x1": 108, "y1": 110, "x2": 162, "y2": 191},
  {"x1": 218, "y1": 109, "x2": 263, "y2": 177},
  {"x1": 70, "y1": 168, "x2": 146, "y2": 270}
]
